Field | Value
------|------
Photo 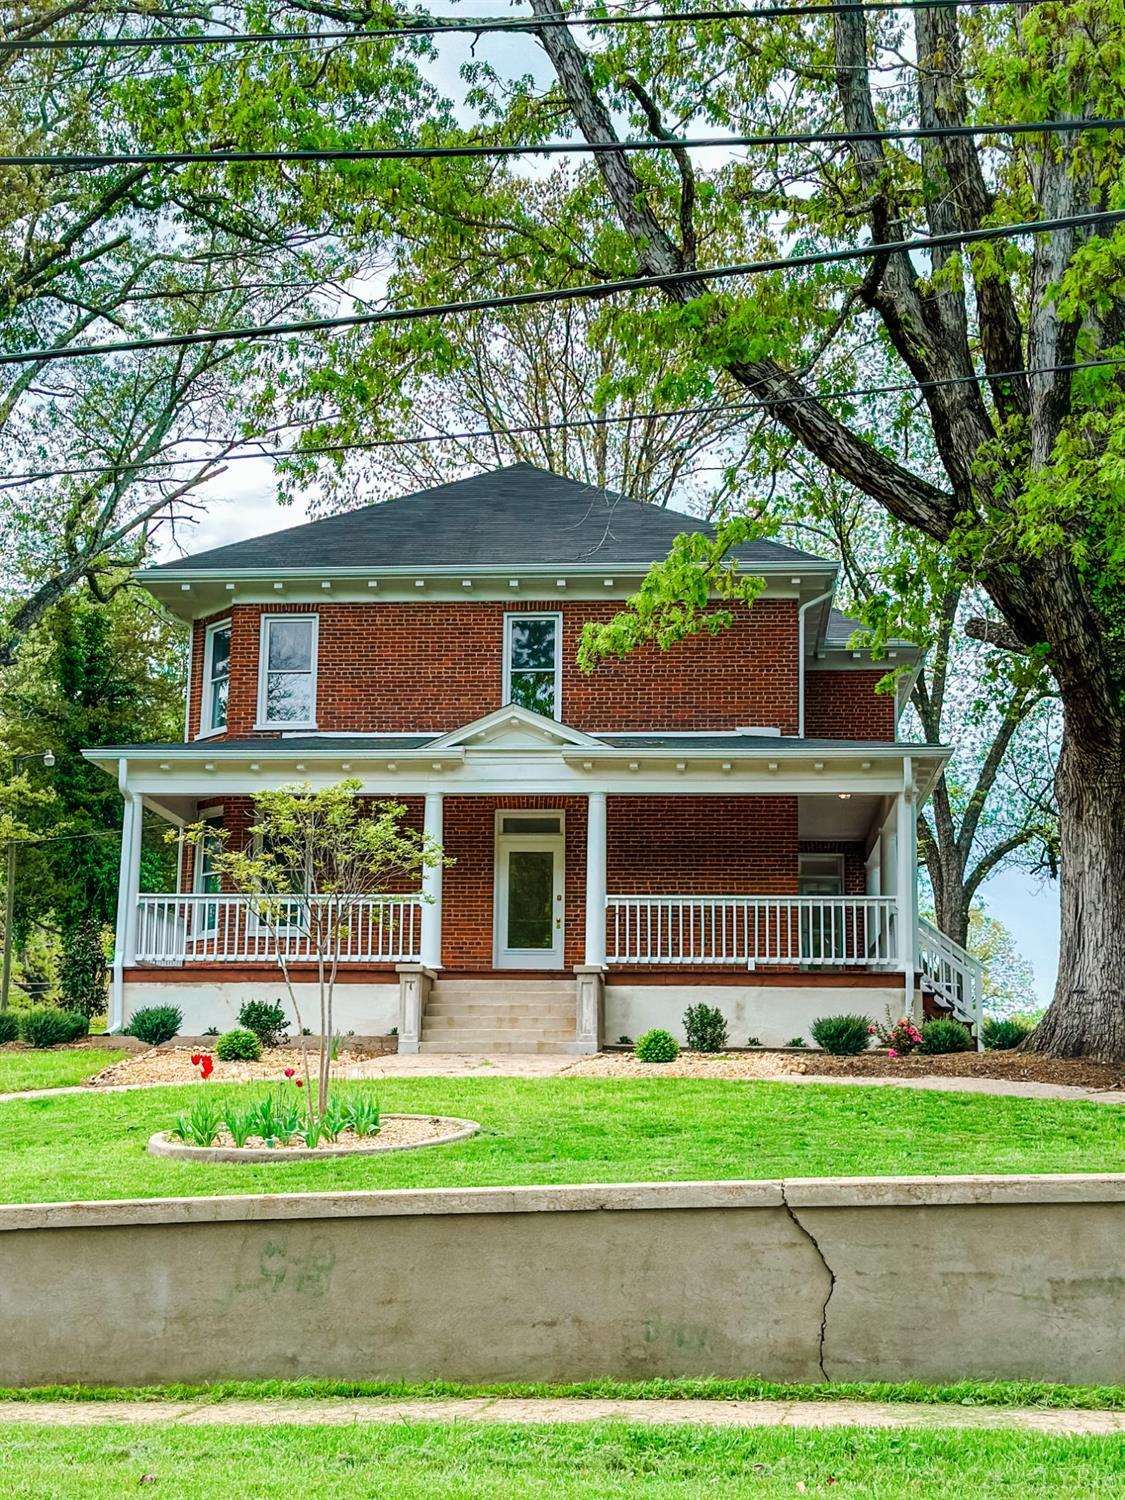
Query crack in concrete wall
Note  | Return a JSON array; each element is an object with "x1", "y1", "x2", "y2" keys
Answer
[{"x1": 778, "y1": 1185, "x2": 836, "y2": 1380}]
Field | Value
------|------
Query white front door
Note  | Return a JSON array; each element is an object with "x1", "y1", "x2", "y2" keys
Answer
[{"x1": 494, "y1": 813, "x2": 565, "y2": 970}]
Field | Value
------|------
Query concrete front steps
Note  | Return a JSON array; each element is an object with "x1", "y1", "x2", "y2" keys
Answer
[{"x1": 419, "y1": 979, "x2": 577, "y2": 1054}]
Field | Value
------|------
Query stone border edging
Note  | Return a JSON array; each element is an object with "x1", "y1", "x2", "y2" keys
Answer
[
  {"x1": 0, "y1": 1173, "x2": 1122, "y2": 1232},
  {"x1": 147, "y1": 1114, "x2": 479, "y2": 1163}
]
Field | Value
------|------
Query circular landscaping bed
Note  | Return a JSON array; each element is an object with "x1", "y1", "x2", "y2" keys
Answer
[{"x1": 148, "y1": 1112, "x2": 480, "y2": 1162}]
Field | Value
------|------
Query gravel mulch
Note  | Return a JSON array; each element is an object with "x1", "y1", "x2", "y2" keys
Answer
[
  {"x1": 570, "y1": 1048, "x2": 1125, "y2": 1092},
  {"x1": 88, "y1": 1045, "x2": 371, "y2": 1089}
]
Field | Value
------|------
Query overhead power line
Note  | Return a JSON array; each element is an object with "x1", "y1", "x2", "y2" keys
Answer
[
  {"x1": 0, "y1": 208, "x2": 1119, "y2": 370},
  {"x1": 0, "y1": 0, "x2": 1030, "y2": 54},
  {"x1": 4, "y1": 353, "x2": 1122, "y2": 490},
  {"x1": 6, "y1": 116, "x2": 1120, "y2": 171}
]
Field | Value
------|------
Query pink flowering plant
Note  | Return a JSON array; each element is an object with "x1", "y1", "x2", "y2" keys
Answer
[{"x1": 870, "y1": 1014, "x2": 923, "y2": 1057}]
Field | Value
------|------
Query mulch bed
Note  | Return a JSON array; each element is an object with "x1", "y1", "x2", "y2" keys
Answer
[{"x1": 788, "y1": 1049, "x2": 1125, "y2": 1092}]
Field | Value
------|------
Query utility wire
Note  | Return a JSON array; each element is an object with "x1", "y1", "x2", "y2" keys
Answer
[
  {"x1": 5, "y1": 116, "x2": 1119, "y2": 170},
  {"x1": 0, "y1": 208, "x2": 1119, "y2": 370},
  {"x1": 4, "y1": 353, "x2": 1122, "y2": 489},
  {"x1": 0, "y1": 0, "x2": 1032, "y2": 54}
]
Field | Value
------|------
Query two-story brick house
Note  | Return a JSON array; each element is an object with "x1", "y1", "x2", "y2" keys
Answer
[{"x1": 84, "y1": 464, "x2": 981, "y2": 1051}]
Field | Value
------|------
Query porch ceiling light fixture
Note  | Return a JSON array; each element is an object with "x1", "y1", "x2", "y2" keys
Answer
[
  {"x1": 225, "y1": 582, "x2": 235, "y2": 591},
  {"x1": 628, "y1": 760, "x2": 640, "y2": 772},
  {"x1": 675, "y1": 761, "x2": 686, "y2": 772},
  {"x1": 721, "y1": 761, "x2": 732, "y2": 772},
  {"x1": 414, "y1": 578, "x2": 425, "y2": 588},
  {"x1": 556, "y1": 578, "x2": 567, "y2": 588},
  {"x1": 813, "y1": 760, "x2": 825, "y2": 771},
  {"x1": 294, "y1": 762, "x2": 306, "y2": 772},
  {"x1": 431, "y1": 761, "x2": 443, "y2": 771},
  {"x1": 604, "y1": 578, "x2": 614, "y2": 586},
  {"x1": 159, "y1": 761, "x2": 171, "y2": 771},
  {"x1": 462, "y1": 579, "x2": 472, "y2": 588},
  {"x1": 321, "y1": 580, "x2": 332, "y2": 590},
  {"x1": 204, "y1": 761, "x2": 215, "y2": 771},
  {"x1": 340, "y1": 762, "x2": 351, "y2": 771},
  {"x1": 837, "y1": 792, "x2": 852, "y2": 800},
  {"x1": 767, "y1": 760, "x2": 778, "y2": 771},
  {"x1": 386, "y1": 762, "x2": 397, "y2": 771},
  {"x1": 368, "y1": 579, "x2": 379, "y2": 588},
  {"x1": 180, "y1": 583, "x2": 191, "y2": 592},
  {"x1": 582, "y1": 759, "x2": 594, "y2": 771},
  {"x1": 861, "y1": 760, "x2": 872, "y2": 770},
  {"x1": 273, "y1": 581, "x2": 284, "y2": 590},
  {"x1": 249, "y1": 762, "x2": 261, "y2": 772},
  {"x1": 509, "y1": 579, "x2": 519, "y2": 588}
]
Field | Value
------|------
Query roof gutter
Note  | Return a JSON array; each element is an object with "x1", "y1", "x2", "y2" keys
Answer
[{"x1": 797, "y1": 586, "x2": 835, "y2": 738}]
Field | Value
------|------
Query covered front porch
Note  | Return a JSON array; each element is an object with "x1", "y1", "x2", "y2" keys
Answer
[{"x1": 89, "y1": 706, "x2": 980, "y2": 1048}]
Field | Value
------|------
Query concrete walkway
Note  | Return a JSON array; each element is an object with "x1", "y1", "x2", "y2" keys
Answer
[{"x1": 0, "y1": 1396, "x2": 1120, "y2": 1436}]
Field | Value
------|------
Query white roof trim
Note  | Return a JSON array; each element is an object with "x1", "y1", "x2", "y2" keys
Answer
[{"x1": 428, "y1": 704, "x2": 603, "y2": 750}]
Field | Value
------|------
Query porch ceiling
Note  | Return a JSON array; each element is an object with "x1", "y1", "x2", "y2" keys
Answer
[{"x1": 798, "y1": 793, "x2": 884, "y2": 841}]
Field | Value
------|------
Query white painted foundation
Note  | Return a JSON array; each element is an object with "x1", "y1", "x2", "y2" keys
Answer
[
  {"x1": 121, "y1": 980, "x2": 399, "y2": 1037},
  {"x1": 605, "y1": 983, "x2": 906, "y2": 1048}
]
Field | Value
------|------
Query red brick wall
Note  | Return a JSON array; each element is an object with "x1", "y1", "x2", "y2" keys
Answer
[
  {"x1": 608, "y1": 797, "x2": 799, "y2": 894},
  {"x1": 804, "y1": 669, "x2": 896, "y2": 740},
  {"x1": 187, "y1": 599, "x2": 799, "y2": 739}
]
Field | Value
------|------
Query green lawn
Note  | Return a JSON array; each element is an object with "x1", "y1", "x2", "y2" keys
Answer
[
  {"x1": 0, "y1": 1047, "x2": 128, "y2": 1094},
  {"x1": 1, "y1": 1423, "x2": 1122, "y2": 1498},
  {"x1": 0, "y1": 1077, "x2": 1120, "y2": 1204}
]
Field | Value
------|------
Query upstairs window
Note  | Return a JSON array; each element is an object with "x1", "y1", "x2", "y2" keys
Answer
[
  {"x1": 201, "y1": 621, "x2": 231, "y2": 735},
  {"x1": 504, "y1": 613, "x2": 561, "y2": 719},
  {"x1": 258, "y1": 615, "x2": 318, "y2": 728}
]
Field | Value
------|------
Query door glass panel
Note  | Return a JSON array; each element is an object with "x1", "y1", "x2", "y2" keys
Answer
[{"x1": 507, "y1": 849, "x2": 554, "y2": 950}]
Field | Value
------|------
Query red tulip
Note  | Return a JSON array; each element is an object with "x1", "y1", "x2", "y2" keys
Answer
[
  {"x1": 284, "y1": 1068, "x2": 295, "y2": 1079},
  {"x1": 190, "y1": 1054, "x2": 201, "y2": 1066},
  {"x1": 295, "y1": 1078, "x2": 304, "y2": 1088},
  {"x1": 200, "y1": 1056, "x2": 214, "y2": 1079}
]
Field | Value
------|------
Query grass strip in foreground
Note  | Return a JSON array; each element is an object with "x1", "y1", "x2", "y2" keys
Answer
[
  {"x1": 1, "y1": 1375, "x2": 1122, "y2": 1411},
  {"x1": 0, "y1": 1421, "x2": 1122, "y2": 1498},
  {"x1": 0, "y1": 1048, "x2": 128, "y2": 1094}
]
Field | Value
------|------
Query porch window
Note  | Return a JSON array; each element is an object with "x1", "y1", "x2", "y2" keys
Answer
[
  {"x1": 798, "y1": 853, "x2": 844, "y2": 896},
  {"x1": 201, "y1": 621, "x2": 231, "y2": 735},
  {"x1": 504, "y1": 613, "x2": 561, "y2": 718},
  {"x1": 257, "y1": 614, "x2": 318, "y2": 728}
]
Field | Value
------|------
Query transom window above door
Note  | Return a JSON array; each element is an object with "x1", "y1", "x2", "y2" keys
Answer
[
  {"x1": 257, "y1": 614, "x2": 318, "y2": 729},
  {"x1": 504, "y1": 613, "x2": 561, "y2": 719}
]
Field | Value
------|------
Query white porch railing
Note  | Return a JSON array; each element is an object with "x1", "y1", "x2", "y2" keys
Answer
[
  {"x1": 134, "y1": 893, "x2": 423, "y2": 966},
  {"x1": 605, "y1": 895, "x2": 899, "y2": 968},
  {"x1": 917, "y1": 916, "x2": 985, "y2": 1046}
]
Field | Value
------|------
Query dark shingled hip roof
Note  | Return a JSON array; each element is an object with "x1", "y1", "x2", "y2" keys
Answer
[{"x1": 149, "y1": 463, "x2": 830, "y2": 573}]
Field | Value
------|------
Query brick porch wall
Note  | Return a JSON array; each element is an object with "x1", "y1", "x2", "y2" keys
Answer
[{"x1": 187, "y1": 599, "x2": 800, "y2": 739}]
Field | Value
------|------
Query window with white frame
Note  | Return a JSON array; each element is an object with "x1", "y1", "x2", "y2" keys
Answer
[
  {"x1": 258, "y1": 614, "x2": 318, "y2": 727},
  {"x1": 201, "y1": 621, "x2": 231, "y2": 735},
  {"x1": 504, "y1": 613, "x2": 561, "y2": 718}
]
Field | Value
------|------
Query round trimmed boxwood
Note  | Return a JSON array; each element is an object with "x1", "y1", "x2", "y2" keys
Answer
[
  {"x1": 0, "y1": 1012, "x2": 19, "y2": 1045},
  {"x1": 810, "y1": 1013, "x2": 872, "y2": 1056},
  {"x1": 634, "y1": 1029, "x2": 680, "y2": 1063},
  {"x1": 214, "y1": 1027, "x2": 262, "y2": 1062},
  {"x1": 126, "y1": 1004, "x2": 183, "y2": 1047},
  {"x1": 237, "y1": 999, "x2": 288, "y2": 1049},
  {"x1": 920, "y1": 1017, "x2": 974, "y2": 1054},
  {"x1": 17, "y1": 1006, "x2": 89, "y2": 1048}
]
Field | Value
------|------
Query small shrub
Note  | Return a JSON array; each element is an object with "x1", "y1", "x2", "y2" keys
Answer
[
  {"x1": 203, "y1": 1026, "x2": 219, "y2": 1036},
  {"x1": 0, "y1": 1012, "x2": 19, "y2": 1045},
  {"x1": 683, "y1": 1003, "x2": 728, "y2": 1053},
  {"x1": 746, "y1": 1035, "x2": 762, "y2": 1048},
  {"x1": 126, "y1": 1004, "x2": 182, "y2": 1047},
  {"x1": 617, "y1": 1035, "x2": 633, "y2": 1046},
  {"x1": 810, "y1": 1013, "x2": 872, "y2": 1056},
  {"x1": 983, "y1": 1015, "x2": 1036, "y2": 1051},
  {"x1": 634, "y1": 1028, "x2": 680, "y2": 1063},
  {"x1": 920, "y1": 1017, "x2": 974, "y2": 1054},
  {"x1": 18, "y1": 1006, "x2": 89, "y2": 1048},
  {"x1": 237, "y1": 999, "x2": 288, "y2": 1048},
  {"x1": 214, "y1": 1027, "x2": 262, "y2": 1062},
  {"x1": 786, "y1": 1036, "x2": 807, "y2": 1048}
]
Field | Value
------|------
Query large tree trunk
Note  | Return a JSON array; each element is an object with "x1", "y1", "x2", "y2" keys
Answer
[{"x1": 1027, "y1": 714, "x2": 1125, "y2": 1062}]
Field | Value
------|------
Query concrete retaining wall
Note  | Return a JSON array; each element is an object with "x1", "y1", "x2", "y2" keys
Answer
[
  {"x1": 0, "y1": 1177, "x2": 1121, "y2": 1388},
  {"x1": 605, "y1": 983, "x2": 906, "y2": 1048}
]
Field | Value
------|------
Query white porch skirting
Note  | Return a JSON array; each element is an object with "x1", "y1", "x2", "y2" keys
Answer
[
  {"x1": 121, "y1": 979, "x2": 399, "y2": 1038},
  {"x1": 605, "y1": 982, "x2": 907, "y2": 1051}
]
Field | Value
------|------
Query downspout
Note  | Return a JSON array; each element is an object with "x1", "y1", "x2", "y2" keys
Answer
[{"x1": 797, "y1": 586, "x2": 834, "y2": 738}]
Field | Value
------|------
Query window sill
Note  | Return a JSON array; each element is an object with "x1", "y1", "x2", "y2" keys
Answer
[
  {"x1": 252, "y1": 723, "x2": 319, "y2": 733},
  {"x1": 194, "y1": 726, "x2": 228, "y2": 741}
]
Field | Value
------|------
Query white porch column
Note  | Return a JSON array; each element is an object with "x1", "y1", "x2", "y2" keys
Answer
[
  {"x1": 584, "y1": 791, "x2": 607, "y2": 967},
  {"x1": 420, "y1": 791, "x2": 444, "y2": 970},
  {"x1": 895, "y1": 760, "x2": 918, "y2": 1017},
  {"x1": 110, "y1": 774, "x2": 140, "y2": 1034}
]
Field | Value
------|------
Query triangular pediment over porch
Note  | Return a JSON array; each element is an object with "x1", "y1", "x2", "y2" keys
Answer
[{"x1": 428, "y1": 704, "x2": 603, "y2": 751}]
